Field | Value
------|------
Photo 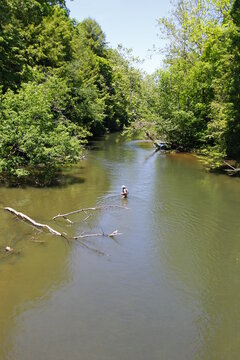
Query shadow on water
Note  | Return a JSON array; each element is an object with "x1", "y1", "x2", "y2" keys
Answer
[{"x1": 0, "y1": 169, "x2": 86, "y2": 189}]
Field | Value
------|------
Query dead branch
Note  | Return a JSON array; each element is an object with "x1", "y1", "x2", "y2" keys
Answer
[
  {"x1": 224, "y1": 161, "x2": 236, "y2": 170},
  {"x1": 52, "y1": 205, "x2": 128, "y2": 222},
  {"x1": 64, "y1": 217, "x2": 74, "y2": 224},
  {"x1": 4, "y1": 207, "x2": 63, "y2": 237},
  {"x1": 74, "y1": 229, "x2": 122, "y2": 240}
]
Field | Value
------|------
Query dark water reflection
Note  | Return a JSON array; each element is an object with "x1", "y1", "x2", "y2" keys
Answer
[{"x1": 0, "y1": 134, "x2": 240, "y2": 359}]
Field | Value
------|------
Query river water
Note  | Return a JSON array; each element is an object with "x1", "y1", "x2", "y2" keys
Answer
[{"x1": 0, "y1": 134, "x2": 240, "y2": 360}]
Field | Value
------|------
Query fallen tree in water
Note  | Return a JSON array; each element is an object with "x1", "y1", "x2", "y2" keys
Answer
[
  {"x1": 124, "y1": 120, "x2": 169, "y2": 151},
  {"x1": 3, "y1": 205, "x2": 125, "y2": 255}
]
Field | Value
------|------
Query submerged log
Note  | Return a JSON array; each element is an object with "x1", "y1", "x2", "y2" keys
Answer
[
  {"x1": 4, "y1": 207, "x2": 62, "y2": 237},
  {"x1": 76, "y1": 240, "x2": 105, "y2": 255},
  {"x1": 74, "y1": 229, "x2": 122, "y2": 240}
]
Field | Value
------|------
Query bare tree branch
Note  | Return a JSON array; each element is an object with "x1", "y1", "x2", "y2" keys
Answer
[
  {"x1": 4, "y1": 207, "x2": 63, "y2": 237},
  {"x1": 74, "y1": 229, "x2": 122, "y2": 240},
  {"x1": 52, "y1": 205, "x2": 128, "y2": 222}
]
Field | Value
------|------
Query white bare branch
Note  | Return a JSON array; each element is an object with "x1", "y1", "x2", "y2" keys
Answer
[
  {"x1": 52, "y1": 205, "x2": 128, "y2": 222},
  {"x1": 74, "y1": 229, "x2": 122, "y2": 240},
  {"x1": 5, "y1": 207, "x2": 63, "y2": 237}
]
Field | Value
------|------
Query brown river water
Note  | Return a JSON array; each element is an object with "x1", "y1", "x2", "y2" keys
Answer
[{"x1": 0, "y1": 134, "x2": 240, "y2": 360}]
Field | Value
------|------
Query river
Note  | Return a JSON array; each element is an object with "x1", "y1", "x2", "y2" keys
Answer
[{"x1": 0, "y1": 134, "x2": 240, "y2": 360}]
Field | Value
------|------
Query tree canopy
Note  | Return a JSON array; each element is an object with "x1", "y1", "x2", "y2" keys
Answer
[
  {"x1": 0, "y1": 1, "x2": 144, "y2": 184},
  {"x1": 0, "y1": 0, "x2": 239, "y2": 184},
  {"x1": 128, "y1": 0, "x2": 240, "y2": 168}
]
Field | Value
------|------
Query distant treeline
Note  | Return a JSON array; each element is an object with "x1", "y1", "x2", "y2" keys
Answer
[{"x1": 0, "y1": 0, "x2": 239, "y2": 184}]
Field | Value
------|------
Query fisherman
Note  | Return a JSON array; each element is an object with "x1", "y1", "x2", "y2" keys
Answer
[{"x1": 121, "y1": 185, "x2": 128, "y2": 198}]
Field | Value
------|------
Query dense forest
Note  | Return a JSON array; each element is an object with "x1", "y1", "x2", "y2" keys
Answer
[
  {"x1": 0, "y1": 0, "x2": 239, "y2": 184},
  {"x1": 143, "y1": 0, "x2": 240, "y2": 169}
]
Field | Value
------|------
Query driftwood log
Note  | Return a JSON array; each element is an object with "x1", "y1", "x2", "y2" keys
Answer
[{"x1": 4, "y1": 207, "x2": 63, "y2": 237}]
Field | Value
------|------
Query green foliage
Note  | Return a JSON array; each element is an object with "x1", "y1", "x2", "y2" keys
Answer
[
  {"x1": 70, "y1": 22, "x2": 144, "y2": 135},
  {"x1": 78, "y1": 18, "x2": 107, "y2": 57},
  {"x1": 136, "y1": 0, "x2": 240, "y2": 167},
  {"x1": 0, "y1": 1, "x2": 146, "y2": 183},
  {"x1": 0, "y1": 1, "x2": 68, "y2": 91},
  {"x1": 0, "y1": 76, "x2": 87, "y2": 183},
  {"x1": 1, "y1": 0, "x2": 239, "y2": 181},
  {"x1": 28, "y1": 5, "x2": 74, "y2": 69},
  {"x1": 69, "y1": 20, "x2": 110, "y2": 135}
]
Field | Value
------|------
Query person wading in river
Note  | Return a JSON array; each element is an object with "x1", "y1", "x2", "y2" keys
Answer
[{"x1": 121, "y1": 185, "x2": 128, "y2": 198}]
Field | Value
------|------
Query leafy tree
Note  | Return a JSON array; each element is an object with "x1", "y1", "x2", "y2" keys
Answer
[
  {"x1": 0, "y1": 76, "x2": 87, "y2": 184},
  {"x1": 0, "y1": 1, "x2": 68, "y2": 91},
  {"x1": 70, "y1": 20, "x2": 139, "y2": 135},
  {"x1": 79, "y1": 18, "x2": 107, "y2": 58},
  {"x1": 0, "y1": 3, "x2": 164, "y2": 184},
  {"x1": 143, "y1": 0, "x2": 240, "y2": 167},
  {"x1": 27, "y1": 5, "x2": 74, "y2": 69}
]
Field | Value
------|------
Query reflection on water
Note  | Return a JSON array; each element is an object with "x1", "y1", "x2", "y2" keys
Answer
[{"x1": 0, "y1": 133, "x2": 240, "y2": 360}]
